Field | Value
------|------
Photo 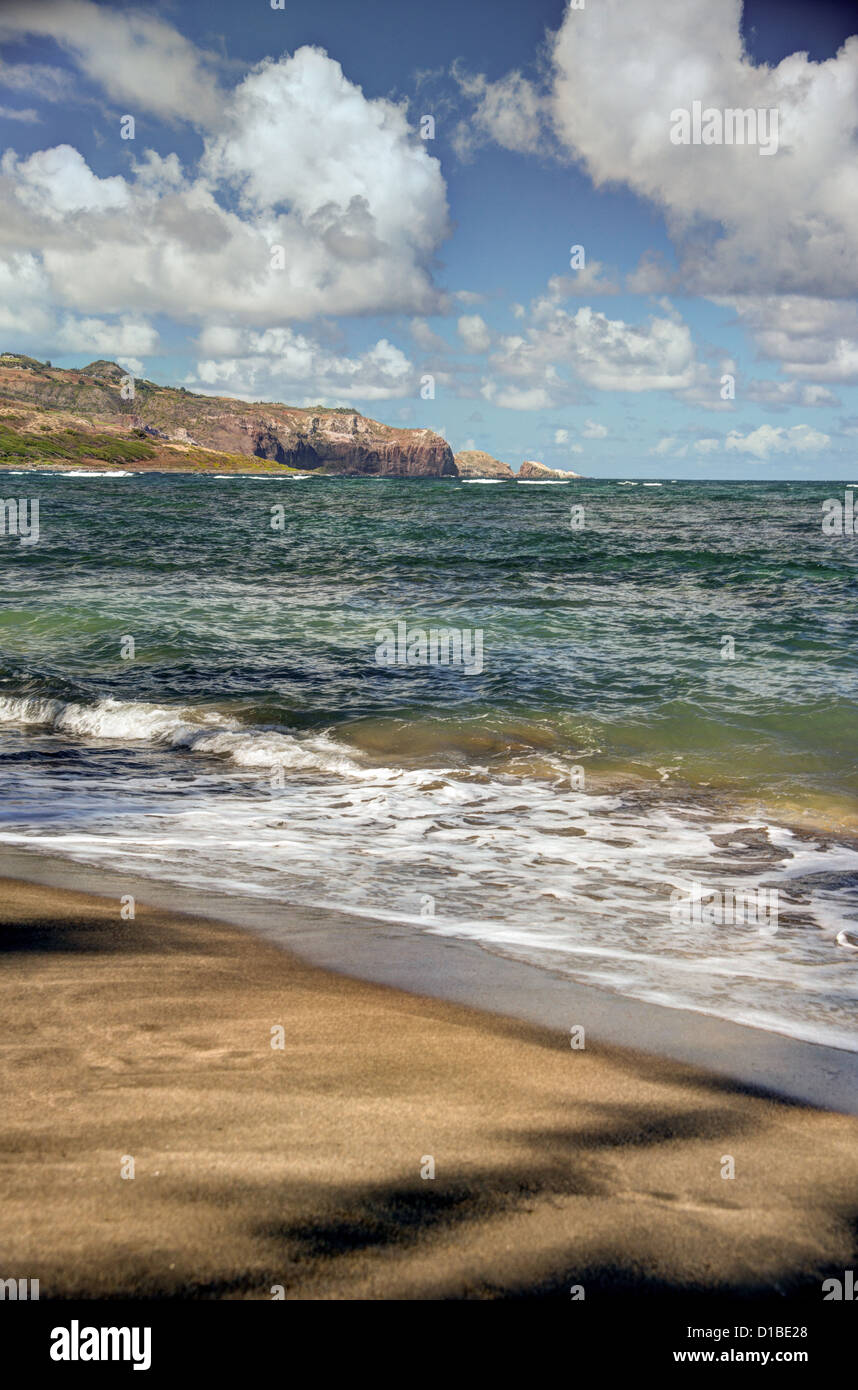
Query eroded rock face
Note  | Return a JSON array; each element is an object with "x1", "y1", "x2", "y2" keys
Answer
[
  {"x1": 517, "y1": 459, "x2": 580, "y2": 480},
  {"x1": 0, "y1": 357, "x2": 458, "y2": 478},
  {"x1": 183, "y1": 411, "x2": 455, "y2": 476},
  {"x1": 454, "y1": 450, "x2": 515, "y2": 479}
]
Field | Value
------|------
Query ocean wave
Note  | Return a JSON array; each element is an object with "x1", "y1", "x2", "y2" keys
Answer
[{"x1": 0, "y1": 694, "x2": 363, "y2": 776}]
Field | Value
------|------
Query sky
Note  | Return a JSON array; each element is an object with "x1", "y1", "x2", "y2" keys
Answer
[{"x1": 0, "y1": 0, "x2": 857, "y2": 478}]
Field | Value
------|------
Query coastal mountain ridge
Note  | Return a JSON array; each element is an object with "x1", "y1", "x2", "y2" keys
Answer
[{"x1": 0, "y1": 354, "x2": 582, "y2": 479}]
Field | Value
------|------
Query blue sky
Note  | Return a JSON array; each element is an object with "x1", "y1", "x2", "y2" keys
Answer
[{"x1": 1, "y1": 0, "x2": 857, "y2": 477}]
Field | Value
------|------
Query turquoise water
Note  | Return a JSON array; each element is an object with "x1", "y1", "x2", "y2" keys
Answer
[{"x1": 1, "y1": 471, "x2": 857, "y2": 1045}]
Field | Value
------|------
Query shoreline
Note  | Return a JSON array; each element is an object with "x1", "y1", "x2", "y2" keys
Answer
[
  {"x1": 2, "y1": 844, "x2": 857, "y2": 1115},
  {"x1": 1, "y1": 862, "x2": 857, "y2": 1300},
  {"x1": 0, "y1": 462, "x2": 540, "y2": 479}
]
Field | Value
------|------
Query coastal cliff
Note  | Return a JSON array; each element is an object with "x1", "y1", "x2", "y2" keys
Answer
[{"x1": 0, "y1": 355, "x2": 456, "y2": 477}]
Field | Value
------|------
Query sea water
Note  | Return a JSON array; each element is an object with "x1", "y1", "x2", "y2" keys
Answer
[{"x1": 0, "y1": 473, "x2": 856, "y2": 1047}]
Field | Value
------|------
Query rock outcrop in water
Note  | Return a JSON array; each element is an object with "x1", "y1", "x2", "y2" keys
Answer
[
  {"x1": 454, "y1": 449, "x2": 515, "y2": 480},
  {"x1": 517, "y1": 459, "x2": 580, "y2": 481},
  {"x1": 0, "y1": 354, "x2": 457, "y2": 478}
]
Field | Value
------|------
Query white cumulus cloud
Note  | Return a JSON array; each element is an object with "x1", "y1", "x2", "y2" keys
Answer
[
  {"x1": 188, "y1": 327, "x2": 416, "y2": 404},
  {"x1": 0, "y1": 47, "x2": 450, "y2": 326},
  {"x1": 550, "y1": 0, "x2": 858, "y2": 298},
  {"x1": 724, "y1": 423, "x2": 830, "y2": 459},
  {"x1": 452, "y1": 67, "x2": 545, "y2": 159}
]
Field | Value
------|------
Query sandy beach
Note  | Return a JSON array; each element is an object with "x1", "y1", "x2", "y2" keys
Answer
[{"x1": 1, "y1": 872, "x2": 856, "y2": 1302}]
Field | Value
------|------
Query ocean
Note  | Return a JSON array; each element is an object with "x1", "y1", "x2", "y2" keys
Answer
[{"x1": 1, "y1": 471, "x2": 857, "y2": 1047}]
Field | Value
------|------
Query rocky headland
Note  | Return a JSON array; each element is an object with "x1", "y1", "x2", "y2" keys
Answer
[
  {"x1": 0, "y1": 355, "x2": 455, "y2": 477},
  {"x1": 0, "y1": 355, "x2": 585, "y2": 480},
  {"x1": 518, "y1": 459, "x2": 580, "y2": 481}
]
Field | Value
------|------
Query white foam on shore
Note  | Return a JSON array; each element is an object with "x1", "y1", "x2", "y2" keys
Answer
[{"x1": 2, "y1": 690, "x2": 858, "y2": 1050}]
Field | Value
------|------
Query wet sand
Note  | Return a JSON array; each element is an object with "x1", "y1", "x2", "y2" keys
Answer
[{"x1": 1, "y1": 872, "x2": 857, "y2": 1301}]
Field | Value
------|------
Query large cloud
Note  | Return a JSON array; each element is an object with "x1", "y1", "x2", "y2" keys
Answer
[
  {"x1": 549, "y1": 0, "x2": 858, "y2": 298},
  {"x1": 202, "y1": 49, "x2": 445, "y2": 252},
  {"x1": 0, "y1": 47, "x2": 450, "y2": 325},
  {"x1": 447, "y1": 0, "x2": 858, "y2": 393}
]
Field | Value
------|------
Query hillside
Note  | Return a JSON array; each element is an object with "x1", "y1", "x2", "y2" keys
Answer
[{"x1": 0, "y1": 355, "x2": 456, "y2": 477}]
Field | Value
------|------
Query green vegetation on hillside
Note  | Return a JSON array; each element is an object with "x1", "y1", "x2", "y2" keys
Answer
[
  {"x1": 0, "y1": 421, "x2": 315, "y2": 473},
  {"x1": 160, "y1": 447, "x2": 309, "y2": 473},
  {"x1": 0, "y1": 423, "x2": 157, "y2": 464}
]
